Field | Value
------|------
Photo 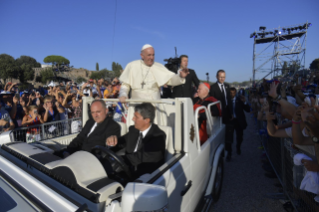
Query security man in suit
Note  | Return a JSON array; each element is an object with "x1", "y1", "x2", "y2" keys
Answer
[
  {"x1": 59, "y1": 99, "x2": 121, "y2": 158},
  {"x1": 209, "y1": 69, "x2": 231, "y2": 124},
  {"x1": 106, "y1": 103, "x2": 166, "y2": 177},
  {"x1": 172, "y1": 55, "x2": 200, "y2": 98},
  {"x1": 225, "y1": 87, "x2": 250, "y2": 161}
]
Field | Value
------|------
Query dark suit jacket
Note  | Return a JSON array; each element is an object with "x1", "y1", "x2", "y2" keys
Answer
[
  {"x1": 66, "y1": 117, "x2": 121, "y2": 153},
  {"x1": 209, "y1": 82, "x2": 231, "y2": 123},
  {"x1": 117, "y1": 124, "x2": 166, "y2": 177},
  {"x1": 172, "y1": 68, "x2": 200, "y2": 98},
  {"x1": 227, "y1": 97, "x2": 250, "y2": 129}
]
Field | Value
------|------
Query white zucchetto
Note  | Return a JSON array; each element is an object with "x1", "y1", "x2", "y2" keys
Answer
[{"x1": 141, "y1": 44, "x2": 153, "y2": 52}]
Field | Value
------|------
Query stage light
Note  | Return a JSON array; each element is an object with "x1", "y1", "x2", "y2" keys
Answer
[
  {"x1": 250, "y1": 33, "x2": 254, "y2": 38},
  {"x1": 308, "y1": 23, "x2": 312, "y2": 27},
  {"x1": 282, "y1": 28, "x2": 286, "y2": 32},
  {"x1": 269, "y1": 31, "x2": 274, "y2": 35},
  {"x1": 259, "y1": 26, "x2": 266, "y2": 31},
  {"x1": 294, "y1": 27, "x2": 298, "y2": 30},
  {"x1": 278, "y1": 31, "x2": 282, "y2": 35},
  {"x1": 298, "y1": 26, "x2": 303, "y2": 30},
  {"x1": 290, "y1": 28, "x2": 294, "y2": 31}
]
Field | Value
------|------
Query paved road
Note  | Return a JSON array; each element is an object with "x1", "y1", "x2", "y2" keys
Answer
[{"x1": 210, "y1": 114, "x2": 285, "y2": 212}]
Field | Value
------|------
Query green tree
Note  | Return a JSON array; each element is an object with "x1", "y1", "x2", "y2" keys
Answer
[
  {"x1": 76, "y1": 76, "x2": 87, "y2": 84},
  {"x1": 43, "y1": 55, "x2": 70, "y2": 65},
  {"x1": 96, "y1": 62, "x2": 99, "y2": 71},
  {"x1": 0, "y1": 54, "x2": 18, "y2": 82},
  {"x1": 112, "y1": 62, "x2": 123, "y2": 77},
  {"x1": 15, "y1": 55, "x2": 41, "y2": 83},
  {"x1": 310, "y1": 58, "x2": 319, "y2": 70},
  {"x1": 40, "y1": 68, "x2": 54, "y2": 84},
  {"x1": 90, "y1": 68, "x2": 115, "y2": 80},
  {"x1": 43, "y1": 55, "x2": 71, "y2": 74}
]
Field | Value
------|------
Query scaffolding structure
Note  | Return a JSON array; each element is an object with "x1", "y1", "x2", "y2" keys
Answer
[{"x1": 251, "y1": 21, "x2": 311, "y2": 85}]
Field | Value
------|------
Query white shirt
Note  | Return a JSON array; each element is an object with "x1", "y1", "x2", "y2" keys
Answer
[
  {"x1": 217, "y1": 82, "x2": 228, "y2": 106},
  {"x1": 134, "y1": 124, "x2": 152, "y2": 152},
  {"x1": 87, "y1": 122, "x2": 97, "y2": 137}
]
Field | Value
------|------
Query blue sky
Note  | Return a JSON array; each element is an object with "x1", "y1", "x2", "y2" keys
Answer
[{"x1": 0, "y1": 0, "x2": 318, "y2": 83}]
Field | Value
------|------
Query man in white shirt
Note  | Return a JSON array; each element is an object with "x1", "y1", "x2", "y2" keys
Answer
[
  {"x1": 106, "y1": 103, "x2": 166, "y2": 177},
  {"x1": 225, "y1": 87, "x2": 250, "y2": 161},
  {"x1": 59, "y1": 100, "x2": 121, "y2": 158},
  {"x1": 209, "y1": 69, "x2": 231, "y2": 123}
]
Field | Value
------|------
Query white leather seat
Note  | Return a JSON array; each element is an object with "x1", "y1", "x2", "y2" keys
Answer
[
  {"x1": 45, "y1": 151, "x2": 107, "y2": 187},
  {"x1": 116, "y1": 121, "x2": 127, "y2": 136},
  {"x1": 158, "y1": 125, "x2": 175, "y2": 162},
  {"x1": 45, "y1": 151, "x2": 123, "y2": 202}
]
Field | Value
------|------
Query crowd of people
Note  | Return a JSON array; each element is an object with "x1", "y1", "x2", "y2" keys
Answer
[
  {"x1": 0, "y1": 77, "x2": 125, "y2": 142},
  {"x1": 249, "y1": 70, "x2": 319, "y2": 202},
  {"x1": 0, "y1": 44, "x2": 250, "y2": 161}
]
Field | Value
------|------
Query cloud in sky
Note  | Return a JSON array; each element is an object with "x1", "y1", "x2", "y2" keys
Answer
[{"x1": 131, "y1": 26, "x2": 166, "y2": 39}]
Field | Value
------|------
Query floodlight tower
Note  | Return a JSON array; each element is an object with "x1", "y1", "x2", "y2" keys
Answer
[{"x1": 250, "y1": 21, "x2": 311, "y2": 86}]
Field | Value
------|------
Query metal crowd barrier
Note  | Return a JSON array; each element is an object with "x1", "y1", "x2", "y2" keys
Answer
[
  {"x1": 10, "y1": 118, "x2": 82, "y2": 143},
  {"x1": 256, "y1": 119, "x2": 319, "y2": 212}
]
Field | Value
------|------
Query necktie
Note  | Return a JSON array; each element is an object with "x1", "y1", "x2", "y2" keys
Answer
[
  {"x1": 134, "y1": 132, "x2": 143, "y2": 152},
  {"x1": 233, "y1": 99, "x2": 236, "y2": 118},
  {"x1": 221, "y1": 85, "x2": 227, "y2": 105}
]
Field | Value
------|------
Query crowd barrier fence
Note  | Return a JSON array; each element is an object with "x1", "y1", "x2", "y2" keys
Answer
[
  {"x1": 9, "y1": 118, "x2": 82, "y2": 143},
  {"x1": 256, "y1": 118, "x2": 319, "y2": 212}
]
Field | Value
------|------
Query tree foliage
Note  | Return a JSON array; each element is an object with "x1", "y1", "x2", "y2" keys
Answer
[
  {"x1": 43, "y1": 55, "x2": 70, "y2": 66},
  {"x1": 76, "y1": 76, "x2": 87, "y2": 84},
  {"x1": 96, "y1": 62, "x2": 99, "y2": 71},
  {"x1": 112, "y1": 62, "x2": 123, "y2": 77},
  {"x1": 15, "y1": 55, "x2": 41, "y2": 83},
  {"x1": 0, "y1": 54, "x2": 18, "y2": 82},
  {"x1": 310, "y1": 58, "x2": 319, "y2": 70},
  {"x1": 90, "y1": 68, "x2": 114, "y2": 80},
  {"x1": 39, "y1": 68, "x2": 54, "y2": 84}
]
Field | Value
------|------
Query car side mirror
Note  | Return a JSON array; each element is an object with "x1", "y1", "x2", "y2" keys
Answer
[{"x1": 122, "y1": 183, "x2": 169, "y2": 212}]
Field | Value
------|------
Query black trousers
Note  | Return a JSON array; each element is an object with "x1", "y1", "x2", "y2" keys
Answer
[{"x1": 225, "y1": 118, "x2": 244, "y2": 156}]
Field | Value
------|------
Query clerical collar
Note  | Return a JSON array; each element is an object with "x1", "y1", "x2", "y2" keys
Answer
[{"x1": 140, "y1": 124, "x2": 152, "y2": 138}]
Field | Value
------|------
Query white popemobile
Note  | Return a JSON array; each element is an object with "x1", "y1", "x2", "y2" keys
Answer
[{"x1": 0, "y1": 97, "x2": 225, "y2": 212}]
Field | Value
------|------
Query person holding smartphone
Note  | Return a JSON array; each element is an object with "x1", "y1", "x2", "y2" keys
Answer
[{"x1": 22, "y1": 105, "x2": 44, "y2": 143}]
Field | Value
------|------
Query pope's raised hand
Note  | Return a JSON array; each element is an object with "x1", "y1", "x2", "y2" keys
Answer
[{"x1": 106, "y1": 135, "x2": 118, "y2": 147}]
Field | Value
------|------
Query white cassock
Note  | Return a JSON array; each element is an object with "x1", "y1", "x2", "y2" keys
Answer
[
  {"x1": 119, "y1": 59, "x2": 185, "y2": 126},
  {"x1": 119, "y1": 60, "x2": 185, "y2": 99}
]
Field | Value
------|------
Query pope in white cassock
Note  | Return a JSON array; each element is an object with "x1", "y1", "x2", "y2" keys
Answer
[
  {"x1": 119, "y1": 44, "x2": 189, "y2": 125},
  {"x1": 119, "y1": 44, "x2": 188, "y2": 101}
]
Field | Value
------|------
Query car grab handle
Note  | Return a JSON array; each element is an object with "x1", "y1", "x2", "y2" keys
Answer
[{"x1": 181, "y1": 180, "x2": 192, "y2": 196}]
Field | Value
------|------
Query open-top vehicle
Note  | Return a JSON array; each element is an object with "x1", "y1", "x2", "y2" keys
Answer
[{"x1": 0, "y1": 97, "x2": 225, "y2": 212}]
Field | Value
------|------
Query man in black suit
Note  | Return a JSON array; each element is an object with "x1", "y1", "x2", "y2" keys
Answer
[
  {"x1": 107, "y1": 103, "x2": 166, "y2": 177},
  {"x1": 172, "y1": 55, "x2": 200, "y2": 98},
  {"x1": 225, "y1": 87, "x2": 250, "y2": 161},
  {"x1": 60, "y1": 100, "x2": 121, "y2": 157},
  {"x1": 209, "y1": 69, "x2": 231, "y2": 123}
]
